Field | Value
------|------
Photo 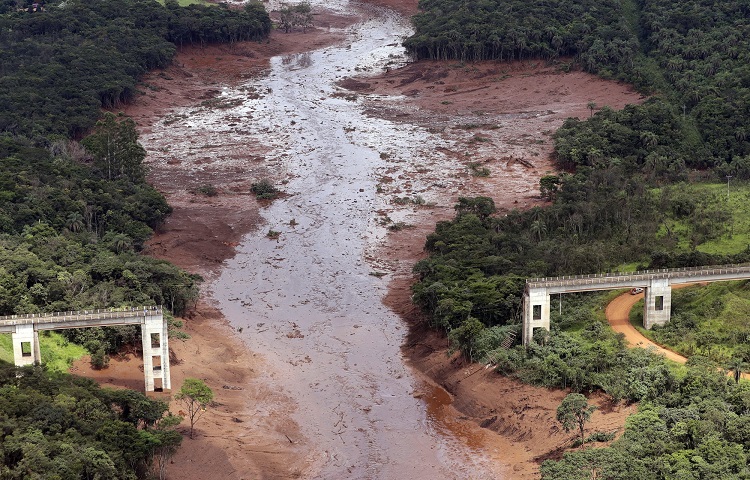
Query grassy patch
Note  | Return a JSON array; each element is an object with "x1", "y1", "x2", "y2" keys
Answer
[
  {"x1": 553, "y1": 291, "x2": 616, "y2": 337},
  {"x1": 155, "y1": 0, "x2": 210, "y2": 6},
  {"x1": 655, "y1": 182, "x2": 750, "y2": 255},
  {"x1": 0, "y1": 332, "x2": 88, "y2": 373},
  {"x1": 614, "y1": 262, "x2": 643, "y2": 273},
  {"x1": 644, "y1": 281, "x2": 750, "y2": 365},
  {"x1": 0, "y1": 334, "x2": 12, "y2": 364}
]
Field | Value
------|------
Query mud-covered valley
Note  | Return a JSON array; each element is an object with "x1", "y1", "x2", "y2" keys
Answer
[{"x1": 79, "y1": 0, "x2": 647, "y2": 477}]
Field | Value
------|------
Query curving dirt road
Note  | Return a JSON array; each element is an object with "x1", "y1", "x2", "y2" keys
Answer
[{"x1": 605, "y1": 292, "x2": 688, "y2": 364}]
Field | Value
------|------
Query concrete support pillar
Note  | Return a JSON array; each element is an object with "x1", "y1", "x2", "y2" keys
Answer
[
  {"x1": 12, "y1": 324, "x2": 39, "y2": 366},
  {"x1": 644, "y1": 278, "x2": 671, "y2": 329},
  {"x1": 523, "y1": 287, "x2": 550, "y2": 345},
  {"x1": 141, "y1": 312, "x2": 170, "y2": 392}
]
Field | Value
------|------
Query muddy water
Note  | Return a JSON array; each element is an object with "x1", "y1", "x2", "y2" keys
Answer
[{"x1": 193, "y1": 3, "x2": 505, "y2": 479}]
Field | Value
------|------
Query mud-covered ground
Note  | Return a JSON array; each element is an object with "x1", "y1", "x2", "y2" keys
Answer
[{"x1": 75, "y1": 0, "x2": 645, "y2": 477}]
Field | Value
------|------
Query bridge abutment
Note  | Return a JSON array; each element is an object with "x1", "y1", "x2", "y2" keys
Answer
[
  {"x1": 12, "y1": 324, "x2": 40, "y2": 366},
  {"x1": 141, "y1": 313, "x2": 171, "y2": 392},
  {"x1": 523, "y1": 287, "x2": 550, "y2": 345},
  {"x1": 644, "y1": 278, "x2": 671, "y2": 329}
]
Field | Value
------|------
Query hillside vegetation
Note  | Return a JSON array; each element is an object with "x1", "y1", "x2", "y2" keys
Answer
[
  {"x1": 406, "y1": 0, "x2": 750, "y2": 167},
  {"x1": 0, "y1": 362, "x2": 182, "y2": 479},
  {"x1": 0, "y1": 0, "x2": 271, "y2": 352},
  {"x1": 0, "y1": 0, "x2": 271, "y2": 138},
  {"x1": 408, "y1": 0, "x2": 750, "y2": 477},
  {"x1": 632, "y1": 281, "x2": 750, "y2": 366},
  {"x1": 0, "y1": 1, "x2": 272, "y2": 473}
]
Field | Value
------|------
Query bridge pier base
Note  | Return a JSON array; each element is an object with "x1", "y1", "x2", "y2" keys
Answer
[
  {"x1": 523, "y1": 287, "x2": 550, "y2": 345},
  {"x1": 644, "y1": 278, "x2": 671, "y2": 329},
  {"x1": 141, "y1": 313, "x2": 171, "y2": 392},
  {"x1": 12, "y1": 324, "x2": 40, "y2": 366}
]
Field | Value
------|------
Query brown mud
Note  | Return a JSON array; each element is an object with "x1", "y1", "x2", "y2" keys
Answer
[{"x1": 74, "y1": 0, "x2": 646, "y2": 477}]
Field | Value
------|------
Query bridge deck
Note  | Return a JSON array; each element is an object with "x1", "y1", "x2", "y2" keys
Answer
[
  {"x1": 526, "y1": 264, "x2": 750, "y2": 293},
  {"x1": 0, "y1": 306, "x2": 163, "y2": 333}
]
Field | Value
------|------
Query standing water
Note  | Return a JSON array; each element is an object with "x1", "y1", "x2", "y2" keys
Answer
[{"x1": 198, "y1": 2, "x2": 504, "y2": 478}]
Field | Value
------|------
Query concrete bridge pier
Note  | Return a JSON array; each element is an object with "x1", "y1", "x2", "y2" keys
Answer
[
  {"x1": 523, "y1": 286, "x2": 550, "y2": 345},
  {"x1": 644, "y1": 278, "x2": 671, "y2": 329},
  {"x1": 12, "y1": 323, "x2": 40, "y2": 366},
  {"x1": 141, "y1": 312, "x2": 171, "y2": 392}
]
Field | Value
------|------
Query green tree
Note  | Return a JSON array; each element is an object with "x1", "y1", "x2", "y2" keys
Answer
[
  {"x1": 587, "y1": 102, "x2": 597, "y2": 117},
  {"x1": 150, "y1": 414, "x2": 183, "y2": 480},
  {"x1": 65, "y1": 212, "x2": 85, "y2": 233},
  {"x1": 556, "y1": 393, "x2": 597, "y2": 444},
  {"x1": 82, "y1": 113, "x2": 146, "y2": 182},
  {"x1": 539, "y1": 175, "x2": 561, "y2": 201},
  {"x1": 110, "y1": 233, "x2": 133, "y2": 254},
  {"x1": 175, "y1": 378, "x2": 214, "y2": 439},
  {"x1": 728, "y1": 357, "x2": 746, "y2": 384},
  {"x1": 454, "y1": 196, "x2": 496, "y2": 220}
]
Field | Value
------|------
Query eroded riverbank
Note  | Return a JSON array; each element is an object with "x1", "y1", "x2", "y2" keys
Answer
[{"x1": 107, "y1": 0, "x2": 646, "y2": 477}]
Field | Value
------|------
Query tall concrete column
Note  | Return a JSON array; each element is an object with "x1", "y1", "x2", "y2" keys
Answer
[
  {"x1": 141, "y1": 312, "x2": 171, "y2": 392},
  {"x1": 523, "y1": 287, "x2": 550, "y2": 345},
  {"x1": 12, "y1": 323, "x2": 39, "y2": 366},
  {"x1": 644, "y1": 278, "x2": 671, "y2": 329}
]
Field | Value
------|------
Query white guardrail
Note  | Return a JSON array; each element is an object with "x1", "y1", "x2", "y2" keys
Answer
[
  {"x1": 0, "y1": 306, "x2": 163, "y2": 326},
  {"x1": 527, "y1": 264, "x2": 750, "y2": 288}
]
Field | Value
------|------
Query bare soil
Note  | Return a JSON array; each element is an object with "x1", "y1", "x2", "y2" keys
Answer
[
  {"x1": 74, "y1": 2, "x2": 648, "y2": 477},
  {"x1": 606, "y1": 291, "x2": 689, "y2": 364},
  {"x1": 75, "y1": 14, "x2": 358, "y2": 480}
]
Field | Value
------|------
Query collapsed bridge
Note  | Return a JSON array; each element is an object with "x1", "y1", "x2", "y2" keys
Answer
[
  {"x1": 0, "y1": 306, "x2": 169, "y2": 392},
  {"x1": 523, "y1": 264, "x2": 750, "y2": 345}
]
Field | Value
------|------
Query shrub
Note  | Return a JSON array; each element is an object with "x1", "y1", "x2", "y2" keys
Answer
[
  {"x1": 90, "y1": 347, "x2": 110, "y2": 369},
  {"x1": 251, "y1": 179, "x2": 279, "y2": 200},
  {"x1": 197, "y1": 184, "x2": 218, "y2": 197}
]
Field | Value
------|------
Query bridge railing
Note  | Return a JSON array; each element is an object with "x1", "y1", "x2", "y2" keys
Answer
[
  {"x1": 526, "y1": 263, "x2": 750, "y2": 288},
  {"x1": 0, "y1": 306, "x2": 163, "y2": 326}
]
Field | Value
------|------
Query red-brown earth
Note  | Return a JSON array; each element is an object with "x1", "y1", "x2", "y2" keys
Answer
[{"x1": 74, "y1": 0, "x2": 646, "y2": 477}]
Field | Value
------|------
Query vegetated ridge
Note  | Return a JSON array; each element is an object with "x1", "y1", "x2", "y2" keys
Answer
[
  {"x1": 0, "y1": 1, "x2": 272, "y2": 477},
  {"x1": 408, "y1": 0, "x2": 750, "y2": 477}
]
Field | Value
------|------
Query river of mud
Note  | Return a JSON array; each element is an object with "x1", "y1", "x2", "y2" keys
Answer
[
  {"x1": 132, "y1": 0, "x2": 647, "y2": 476},
  {"x1": 208, "y1": 3, "x2": 505, "y2": 479}
]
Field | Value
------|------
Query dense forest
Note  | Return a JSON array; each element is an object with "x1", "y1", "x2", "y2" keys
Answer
[
  {"x1": 405, "y1": 0, "x2": 750, "y2": 166},
  {"x1": 0, "y1": 0, "x2": 272, "y2": 474},
  {"x1": 0, "y1": 0, "x2": 271, "y2": 348},
  {"x1": 408, "y1": 0, "x2": 750, "y2": 477},
  {"x1": 0, "y1": 115, "x2": 201, "y2": 355},
  {"x1": 0, "y1": 363, "x2": 181, "y2": 479},
  {"x1": 0, "y1": 0, "x2": 271, "y2": 138}
]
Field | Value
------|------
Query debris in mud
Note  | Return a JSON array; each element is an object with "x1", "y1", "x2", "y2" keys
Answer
[
  {"x1": 286, "y1": 322, "x2": 305, "y2": 338},
  {"x1": 288, "y1": 355, "x2": 312, "y2": 366},
  {"x1": 286, "y1": 330, "x2": 305, "y2": 338},
  {"x1": 222, "y1": 385, "x2": 244, "y2": 390},
  {"x1": 480, "y1": 416, "x2": 498, "y2": 429},
  {"x1": 337, "y1": 78, "x2": 372, "y2": 91}
]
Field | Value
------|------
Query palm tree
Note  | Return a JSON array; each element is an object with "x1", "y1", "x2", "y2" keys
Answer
[
  {"x1": 587, "y1": 102, "x2": 597, "y2": 118},
  {"x1": 728, "y1": 357, "x2": 746, "y2": 384},
  {"x1": 65, "y1": 212, "x2": 85, "y2": 233},
  {"x1": 110, "y1": 234, "x2": 133, "y2": 253},
  {"x1": 530, "y1": 219, "x2": 547, "y2": 242}
]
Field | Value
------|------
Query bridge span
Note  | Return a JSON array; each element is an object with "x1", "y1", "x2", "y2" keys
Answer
[
  {"x1": 0, "y1": 306, "x2": 169, "y2": 392},
  {"x1": 523, "y1": 264, "x2": 750, "y2": 345}
]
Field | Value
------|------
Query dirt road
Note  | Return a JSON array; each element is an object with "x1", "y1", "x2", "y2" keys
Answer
[{"x1": 605, "y1": 292, "x2": 688, "y2": 364}]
